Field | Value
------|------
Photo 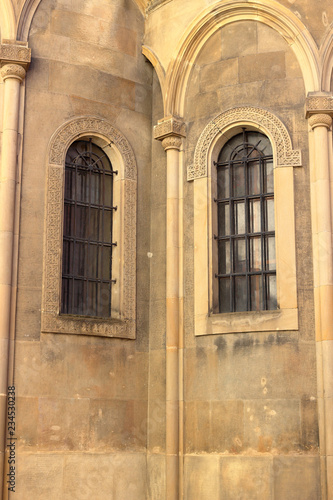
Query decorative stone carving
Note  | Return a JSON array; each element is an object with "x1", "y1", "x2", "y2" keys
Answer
[
  {"x1": 161, "y1": 136, "x2": 182, "y2": 151},
  {"x1": 0, "y1": 43, "x2": 31, "y2": 65},
  {"x1": 305, "y1": 94, "x2": 333, "y2": 117},
  {"x1": 308, "y1": 113, "x2": 332, "y2": 130},
  {"x1": 187, "y1": 107, "x2": 302, "y2": 180},
  {"x1": 42, "y1": 117, "x2": 137, "y2": 339},
  {"x1": 154, "y1": 116, "x2": 186, "y2": 141},
  {"x1": 0, "y1": 63, "x2": 26, "y2": 82}
]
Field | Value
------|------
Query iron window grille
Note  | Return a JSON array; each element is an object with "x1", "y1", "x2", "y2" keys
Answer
[
  {"x1": 61, "y1": 139, "x2": 117, "y2": 317},
  {"x1": 214, "y1": 129, "x2": 277, "y2": 313}
]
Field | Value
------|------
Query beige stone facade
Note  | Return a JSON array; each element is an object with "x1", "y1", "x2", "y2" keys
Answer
[{"x1": 0, "y1": 0, "x2": 333, "y2": 499}]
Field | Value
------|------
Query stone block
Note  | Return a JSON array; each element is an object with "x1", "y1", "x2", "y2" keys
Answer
[
  {"x1": 37, "y1": 397, "x2": 90, "y2": 451},
  {"x1": 221, "y1": 21, "x2": 257, "y2": 59},
  {"x1": 147, "y1": 398, "x2": 166, "y2": 453},
  {"x1": 243, "y1": 399, "x2": 301, "y2": 453},
  {"x1": 186, "y1": 91, "x2": 220, "y2": 121},
  {"x1": 16, "y1": 396, "x2": 38, "y2": 449},
  {"x1": 196, "y1": 29, "x2": 222, "y2": 66},
  {"x1": 260, "y1": 78, "x2": 305, "y2": 108},
  {"x1": 29, "y1": 33, "x2": 70, "y2": 62},
  {"x1": 149, "y1": 300, "x2": 166, "y2": 349},
  {"x1": 25, "y1": 57, "x2": 49, "y2": 91},
  {"x1": 49, "y1": 61, "x2": 136, "y2": 109},
  {"x1": 239, "y1": 51, "x2": 286, "y2": 84},
  {"x1": 147, "y1": 453, "x2": 166, "y2": 500},
  {"x1": 16, "y1": 453, "x2": 64, "y2": 500},
  {"x1": 15, "y1": 341, "x2": 41, "y2": 397},
  {"x1": 69, "y1": 95, "x2": 121, "y2": 122},
  {"x1": 63, "y1": 452, "x2": 147, "y2": 500},
  {"x1": 273, "y1": 456, "x2": 320, "y2": 500},
  {"x1": 17, "y1": 234, "x2": 43, "y2": 289},
  {"x1": 218, "y1": 81, "x2": 264, "y2": 110},
  {"x1": 184, "y1": 456, "x2": 219, "y2": 500},
  {"x1": 220, "y1": 456, "x2": 272, "y2": 500},
  {"x1": 257, "y1": 23, "x2": 288, "y2": 53},
  {"x1": 285, "y1": 49, "x2": 303, "y2": 79},
  {"x1": 89, "y1": 399, "x2": 147, "y2": 451},
  {"x1": 15, "y1": 287, "x2": 42, "y2": 340},
  {"x1": 199, "y1": 58, "x2": 239, "y2": 93},
  {"x1": 301, "y1": 397, "x2": 319, "y2": 451}
]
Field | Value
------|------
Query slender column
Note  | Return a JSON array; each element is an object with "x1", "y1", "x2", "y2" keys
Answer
[
  {"x1": 306, "y1": 94, "x2": 333, "y2": 500},
  {"x1": 154, "y1": 117, "x2": 186, "y2": 500},
  {"x1": 0, "y1": 42, "x2": 30, "y2": 499}
]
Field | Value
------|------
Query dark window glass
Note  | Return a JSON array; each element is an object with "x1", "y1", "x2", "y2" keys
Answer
[
  {"x1": 215, "y1": 130, "x2": 276, "y2": 312},
  {"x1": 61, "y1": 139, "x2": 116, "y2": 317}
]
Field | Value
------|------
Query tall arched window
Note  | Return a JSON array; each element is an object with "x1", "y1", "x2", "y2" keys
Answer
[
  {"x1": 215, "y1": 129, "x2": 276, "y2": 313},
  {"x1": 61, "y1": 139, "x2": 116, "y2": 317}
]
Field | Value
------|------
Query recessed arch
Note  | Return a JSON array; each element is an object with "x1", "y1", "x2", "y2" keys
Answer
[
  {"x1": 320, "y1": 27, "x2": 333, "y2": 91},
  {"x1": 165, "y1": 0, "x2": 320, "y2": 117}
]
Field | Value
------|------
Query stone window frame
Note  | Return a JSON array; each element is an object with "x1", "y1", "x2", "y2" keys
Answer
[
  {"x1": 188, "y1": 107, "x2": 301, "y2": 336},
  {"x1": 41, "y1": 117, "x2": 137, "y2": 338}
]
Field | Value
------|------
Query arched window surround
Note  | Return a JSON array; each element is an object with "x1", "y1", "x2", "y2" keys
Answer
[
  {"x1": 41, "y1": 117, "x2": 137, "y2": 339},
  {"x1": 189, "y1": 107, "x2": 301, "y2": 336}
]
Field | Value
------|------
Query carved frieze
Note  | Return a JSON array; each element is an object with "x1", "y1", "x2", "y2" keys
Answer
[
  {"x1": 188, "y1": 107, "x2": 302, "y2": 181},
  {"x1": 305, "y1": 94, "x2": 333, "y2": 118},
  {"x1": 154, "y1": 116, "x2": 186, "y2": 141}
]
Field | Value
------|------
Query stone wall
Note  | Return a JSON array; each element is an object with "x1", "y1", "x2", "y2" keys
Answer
[
  {"x1": 182, "y1": 20, "x2": 319, "y2": 500},
  {"x1": 15, "y1": 0, "x2": 152, "y2": 498}
]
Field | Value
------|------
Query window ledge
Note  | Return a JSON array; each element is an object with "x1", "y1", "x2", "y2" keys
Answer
[{"x1": 195, "y1": 308, "x2": 298, "y2": 336}]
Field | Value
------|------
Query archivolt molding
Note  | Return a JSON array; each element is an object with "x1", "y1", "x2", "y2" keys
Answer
[
  {"x1": 49, "y1": 116, "x2": 137, "y2": 181},
  {"x1": 0, "y1": 0, "x2": 16, "y2": 40},
  {"x1": 165, "y1": 0, "x2": 320, "y2": 117},
  {"x1": 42, "y1": 117, "x2": 137, "y2": 338},
  {"x1": 188, "y1": 107, "x2": 302, "y2": 181},
  {"x1": 320, "y1": 29, "x2": 333, "y2": 91}
]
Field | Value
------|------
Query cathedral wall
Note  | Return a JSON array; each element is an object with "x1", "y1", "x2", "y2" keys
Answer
[
  {"x1": 182, "y1": 21, "x2": 320, "y2": 500},
  {"x1": 14, "y1": 1, "x2": 152, "y2": 498}
]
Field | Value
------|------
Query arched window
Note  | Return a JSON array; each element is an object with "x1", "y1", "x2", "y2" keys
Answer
[
  {"x1": 215, "y1": 130, "x2": 276, "y2": 313},
  {"x1": 61, "y1": 139, "x2": 117, "y2": 317}
]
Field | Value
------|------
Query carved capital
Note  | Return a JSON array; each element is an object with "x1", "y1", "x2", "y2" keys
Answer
[
  {"x1": 305, "y1": 93, "x2": 333, "y2": 120},
  {"x1": 161, "y1": 135, "x2": 183, "y2": 151},
  {"x1": 0, "y1": 42, "x2": 31, "y2": 82},
  {"x1": 308, "y1": 113, "x2": 332, "y2": 130},
  {"x1": 0, "y1": 63, "x2": 27, "y2": 82},
  {"x1": 154, "y1": 116, "x2": 186, "y2": 150}
]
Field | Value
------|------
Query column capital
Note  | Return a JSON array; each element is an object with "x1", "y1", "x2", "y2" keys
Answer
[
  {"x1": 308, "y1": 113, "x2": 332, "y2": 130},
  {"x1": 154, "y1": 116, "x2": 186, "y2": 151},
  {"x1": 305, "y1": 92, "x2": 333, "y2": 121},
  {"x1": 0, "y1": 41, "x2": 31, "y2": 82}
]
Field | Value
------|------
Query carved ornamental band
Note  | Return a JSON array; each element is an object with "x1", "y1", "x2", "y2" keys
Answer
[{"x1": 188, "y1": 107, "x2": 302, "y2": 180}]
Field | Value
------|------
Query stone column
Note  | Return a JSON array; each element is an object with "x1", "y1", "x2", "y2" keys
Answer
[
  {"x1": 0, "y1": 42, "x2": 30, "y2": 498},
  {"x1": 154, "y1": 117, "x2": 186, "y2": 500},
  {"x1": 306, "y1": 94, "x2": 333, "y2": 500}
]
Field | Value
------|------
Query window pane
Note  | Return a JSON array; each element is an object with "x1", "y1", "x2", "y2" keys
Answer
[
  {"x1": 265, "y1": 198, "x2": 274, "y2": 231},
  {"x1": 266, "y1": 236, "x2": 276, "y2": 271},
  {"x1": 219, "y1": 278, "x2": 230, "y2": 313},
  {"x1": 266, "y1": 274, "x2": 277, "y2": 310},
  {"x1": 249, "y1": 199, "x2": 261, "y2": 233},
  {"x1": 101, "y1": 247, "x2": 112, "y2": 280},
  {"x1": 235, "y1": 276, "x2": 247, "y2": 312},
  {"x1": 73, "y1": 241, "x2": 86, "y2": 277},
  {"x1": 234, "y1": 201, "x2": 245, "y2": 234},
  {"x1": 218, "y1": 240, "x2": 231, "y2": 274},
  {"x1": 248, "y1": 160, "x2": 261, "y2": 195},
  {"x1": 264, "y1": 159, "x2": 274, "y2": 193},
  {"x1": 73, "y1": 279, "x2": 85, "y2": 315},
  {"x1": 218, "y1": 203, "x2": 230, "y2": 236},
  {"x1": 249, "y1": 237, "x2": 261, "y2": 271},
  {"x1": 217, "y1": 166, "x2": 229, "y2": 199},
  {"x1": 250, "y1": 274, "x2": 263, "y2": 311},
  {"x1": 233, "y1": 165, "x2": 245, "y2": 197},
  {"x1": 233, "y1": 238, "x2": 246, "y2": 273},
  {"x1": 103, "y1": 210, "x2": 112, "y2": 243},
  {"x1": 99, "y1": 282, "x2": 111, "y2": 317}
]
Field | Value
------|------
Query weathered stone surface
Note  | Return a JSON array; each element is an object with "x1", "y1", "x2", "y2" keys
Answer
[
  {"x1": 184, "y1": 456, "x2": 219, "y2": 500},
  {"x1": 220, "y1": 457, "x2": 272, "y2": 500},
  {"x1": 273, "y1": 456, "x2": 321, "y2": 499}
]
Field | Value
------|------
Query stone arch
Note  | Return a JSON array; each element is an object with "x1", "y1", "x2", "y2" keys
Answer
[
  {"x1": 42, "y1": 116, "x2": 137, "y2": 338},
  {"x1": 165, "y1": 0, "x2": 319, "y2": 117},
  {"x1": 0, "y1": 0, "x2": 16, "y2": 40},
  {"x1": 187, "y1": 106, "x2": 302, "y2": 180},
  {"x1": 320, "y1": 27, "x2": 333, "y2": 91}
]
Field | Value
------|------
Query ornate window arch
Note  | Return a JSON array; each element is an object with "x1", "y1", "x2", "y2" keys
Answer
[
  {"x1": 41, "y1": 117, "x2": 137, "y2": 338},
  {"x1": 189, "y1": 107, "x2": 301, "y2": 335}
]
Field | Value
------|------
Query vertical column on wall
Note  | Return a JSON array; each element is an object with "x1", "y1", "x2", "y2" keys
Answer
[
  {"x1": 306, "y1": 94, "x2": 333, "y2": 500},
  {"x1": 0, "y1": 42, "x2": 31, "y2": 498},
  {"x1": 154, "y1": 117, "x2": 186, "y2": 500}
]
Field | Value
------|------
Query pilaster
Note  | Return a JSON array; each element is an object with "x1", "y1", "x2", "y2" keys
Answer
[
  {"x1": 154, "y1": 116, "x2": 186, "y2": 500},
  {"x1": 306, "y1": 92, "x2": 333, "y2": 500}
]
